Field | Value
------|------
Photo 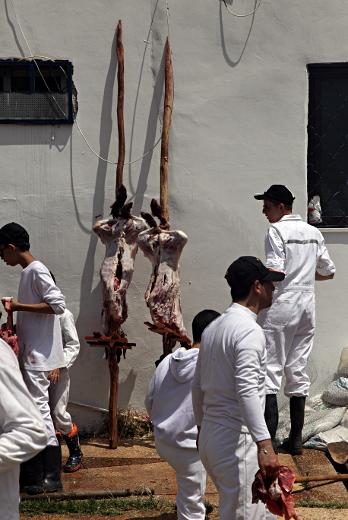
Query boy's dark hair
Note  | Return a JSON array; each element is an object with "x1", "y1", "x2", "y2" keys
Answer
[
  {"x1": 0, "y1": 222, "x2": 30, "y2": 251},
  {"x1": 192, "y1": 309, "x2": 220, "y2": 343},
  {"x1": 266, "y1": 197, "x2": 293, "y2": 211}
]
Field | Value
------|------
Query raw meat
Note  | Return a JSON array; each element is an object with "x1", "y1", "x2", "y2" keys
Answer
[
  {"x1": 93, "y1": 188, "x2": 149, "y2": 336},
  {"x1": 252, "y1": 465, "x2": 301, "y2": 520},
  {"x1": 0, "y1": 304, "x2": 19, "y2": 357},
  {"x1": 137, "y1": 200, "x2": 191, "y2": 346}
]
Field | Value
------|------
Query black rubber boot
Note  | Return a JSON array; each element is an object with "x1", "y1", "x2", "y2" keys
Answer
[
  {"x1": 26, "y1": 445, "x2": 63, "y2": 495},
  {"x1": 264, "y1": 394, "x2": 279, "y2": 452},
  {"x1": 64, "y1": 424, "x2": 84, "y2": 473},
  {"x1": 20, "y1": 451, "x2": 43, "y2": 492},
  {"x1": 282, "y1": 396, "x2": 306, "y2": 455}
]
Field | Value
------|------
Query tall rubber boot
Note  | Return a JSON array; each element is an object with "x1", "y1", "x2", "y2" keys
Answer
[
  {"x1": 26, "y1": 445, "x2": 63, "y2": 495},
  {"x1": 20, "y1": 451, "x2": 43, "y2": 492},
  {"x1": 64, "y1": 423, "x2": 84, "y2": 473},
  {"x1": 283, "y1": 396, "x2": 306, "y2": 455},
  {"x1": 264, "y1": 394, "x2": 279, "y2": 452}
]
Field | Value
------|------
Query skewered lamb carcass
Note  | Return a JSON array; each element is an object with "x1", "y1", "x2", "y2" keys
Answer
[
  {"x1": 252, "y1": 465, "x2": 301, "y2": 520},
  {"x1": 0, "y1": 301, "x2": 19, "y2": 356},
  {"x1": 93, "y1": 186, "x2": 149, "y2": 336},
  {"x1": 137, "y1": 199, "x2": 191, "y2": 346}
]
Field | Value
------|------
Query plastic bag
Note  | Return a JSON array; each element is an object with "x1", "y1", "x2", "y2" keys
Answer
[{"x1": 308, "y1": 195, "x2": 322, "y2": 224}]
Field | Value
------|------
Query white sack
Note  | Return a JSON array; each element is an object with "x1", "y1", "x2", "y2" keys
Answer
[{"x1": 304, "y1": 425, "x2": 348, "y2": 451}]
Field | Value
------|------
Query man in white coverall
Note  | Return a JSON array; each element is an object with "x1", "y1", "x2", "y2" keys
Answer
[
  {"x1": 145, "y1": 309, "x2": 220, "y2": 520},
  {"x1": 254, "y1": 185, "x2": 336, "y2": 455},
  {"x1": 0, "y1": 222, "x2": 66, "y2": 494},
  {"x1": 192, "y1": 256, "x2": 284, "y2": 520},
  {"x1": 0, "y1": 336, "x2": 47, "y2": 520}
]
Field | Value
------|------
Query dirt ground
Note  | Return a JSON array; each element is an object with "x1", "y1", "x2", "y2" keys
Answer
[{"x1": 20, "y1": 436, "x2": 348, "y2": 520}]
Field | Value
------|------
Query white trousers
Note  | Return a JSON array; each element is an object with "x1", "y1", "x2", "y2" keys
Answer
[
  {"x1": 198, "y1": 420, "x2": 276, "y2": 520},
  {"x1": 23, "y1": 369, "x2": 58, "y2": 446},
  {"x1": 48, "y1": 367, "x2": 73, "y2": 436},
  {"x1": 155, "y1": 437, "x2": 207, "y2": 520},
  {"x1": 259, "y1": 290, "x2": 315, "y2": 397}
]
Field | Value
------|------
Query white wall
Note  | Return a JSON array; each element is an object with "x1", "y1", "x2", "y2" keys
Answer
[{"x1": 1, "y1": 0, "x2": 348, "y2": 429}]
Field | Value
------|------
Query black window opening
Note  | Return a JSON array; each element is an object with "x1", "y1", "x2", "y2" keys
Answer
[
  {"x1": 308, "y1": 64, "x2": 348, "y2": 227},
  {"x1": 0, "y1": 60, "x2": 76, "y2": 124}
]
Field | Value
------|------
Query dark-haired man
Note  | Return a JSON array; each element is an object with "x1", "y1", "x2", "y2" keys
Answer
[
  {"x1": 0, "y1": 222, "x2": 66, "y2": 494},
  {"x1": 145, "y1": 309, "x2": 220, "y2": 520},
  {"x1": 254, "y1": 185, "x2": 336, "y2": 454},
  {"x1": 192, "y1": 257, "x2": 284, "y2": 520}
]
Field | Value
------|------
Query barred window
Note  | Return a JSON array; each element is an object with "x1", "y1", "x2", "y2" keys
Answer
[
  {"x1": 0, "y1": 59, "x2": 76, "y2": 124},
  {"x1": 307, "y1": 64, "x2": 348, "y2": 227}
]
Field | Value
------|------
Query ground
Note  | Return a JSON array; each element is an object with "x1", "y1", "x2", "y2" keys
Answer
[{"x1": 20, "y1": 436, "x2": 348, "y2": 519}]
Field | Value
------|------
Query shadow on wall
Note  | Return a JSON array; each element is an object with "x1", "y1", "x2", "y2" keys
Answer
[
  {"x1": 74, "y1": 18, "x2": 162, "y2": 415},
  {"x1": 219, "y1": 0, "x2": 258, "y2": 67}
]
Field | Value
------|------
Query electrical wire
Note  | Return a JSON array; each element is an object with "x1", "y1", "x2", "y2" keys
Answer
[
  {"x1": 8, "y1": 0, "x2": 166, "y2": 166},
  {"x1": 222, "y1": 0, "x2": 262, "y2": 18}
]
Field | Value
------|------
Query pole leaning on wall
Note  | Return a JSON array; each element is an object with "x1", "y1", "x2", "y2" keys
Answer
[
  {"x1": 116, "y1": 20, "x2": 125, "y2": 196},
  {"x1": 160, "y1": 38, "x2": 173, "y2": 222}
]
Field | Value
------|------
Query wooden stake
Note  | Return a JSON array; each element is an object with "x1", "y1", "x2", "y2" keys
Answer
[
  {"x1": 108, "y1": 345, "x2": 119, "y2": 449},
  {"x1": 160, "y1": 38, "x2": 173, "y2": 222},
  {"x1": 116, "y1": 20, "x2": 125, "y2": 196},
  {"x1": 295, "y1": 474, "x2": 348, "y2": 483}
]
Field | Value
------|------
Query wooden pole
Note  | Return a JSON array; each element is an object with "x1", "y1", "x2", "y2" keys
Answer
[
  {"x1": 159, "y1": 38, "x2": 173, "y2": 222},
  {"x1": 108, "y1": 345, "x2": 119, "y2": 449},
  {"x1": 295, "y1": 474, "x2": 348, "y2": 483},
  {"x1": 116, "y1": 20, "x2": 125, "y2": 196}
]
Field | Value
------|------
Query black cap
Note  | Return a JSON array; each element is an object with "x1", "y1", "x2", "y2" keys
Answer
[
  {"x1": 225, "y1": 256, "x2": 285, "y2": 290},
  {"x1": 254, "y1": 185, "x2": 295, "y2": 205},
  {"x1": 0, "y1": 222, "x2": 30, "y2": 247}
]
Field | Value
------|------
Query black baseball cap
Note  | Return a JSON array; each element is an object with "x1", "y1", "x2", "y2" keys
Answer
[
  {"x1": 0, "y1": 222, "x2": 30, "y2": 247},
  {"x1": 254, "y1": 185, "x2": 295, "y2": 205},
  {"x1": 225, "y1": 256, "x2": 285, "y2": 289}
]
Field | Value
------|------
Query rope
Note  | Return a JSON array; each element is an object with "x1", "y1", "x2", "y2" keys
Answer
[
  {"x1": 222, "y1": 0, "x2": 262, "y2": 18},
  {"x1": 7, "y1": 0, "x2": 167, "y2": 166}
]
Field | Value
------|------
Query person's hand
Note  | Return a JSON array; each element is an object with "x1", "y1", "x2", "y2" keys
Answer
[
  {"x1": 48, "y1": 368, "x2": 60, "y2": 384},
  {"x1": 257, "y1": 442, "x2": 280, "y2": 480},
  {"x1": 1, "y1": 298, "x2": 15, "y2": 312}
]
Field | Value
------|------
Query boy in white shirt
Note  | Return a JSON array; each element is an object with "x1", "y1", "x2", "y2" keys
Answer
[
  {"x1": 0, "y1": 222, "x2": 65, "y2": 494},
  {"x1": 145, "y1": 309, "x2": 220, "y2": 520}
]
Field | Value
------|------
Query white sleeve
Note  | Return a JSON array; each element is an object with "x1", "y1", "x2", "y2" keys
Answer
[
  {"x1": 191, "y1": 350, "x2": 204, "y2": 427},
  {"x1": 59, "y1": 311, "x2": 80, "y2": 369},
  {"x1": 235, "y1": 331, "x2": 271, "y2": 442},
  {"x1": 0, "y1": 342, "x2": 48, "y2": 473},
  {"x1": 264, "y1": 226, "x2": 286, "y2": 273},
  {"x1": 316, "y1": 233, "x2": 336, "y2": 276},
  {"x1": 33, "y1": 269, "x2": 66, "y2": 314},
  {"x1": 144, "y1": 372, "x2": 157, "y2": 418}
]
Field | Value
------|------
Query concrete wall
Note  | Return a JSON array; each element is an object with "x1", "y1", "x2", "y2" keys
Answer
[{"x1": 1, "y1": 1, "x2": 348, "y2": 429}]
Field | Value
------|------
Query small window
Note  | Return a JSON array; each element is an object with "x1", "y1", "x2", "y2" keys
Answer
[
  {"x1": 0, "y1": 59, "x2": 76, "y2": 124},
  {"x1": 307, "y1": 64, "x2": 348, "y2": 227}
]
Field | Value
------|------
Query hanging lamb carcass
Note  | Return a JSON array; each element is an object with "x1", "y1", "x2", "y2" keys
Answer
[
  {"x1": 137, "y1": 199, "x2": 191, "y2": 347},
  {"x1": 93, "y1": 185, "x2": 149, "y2": 337}
]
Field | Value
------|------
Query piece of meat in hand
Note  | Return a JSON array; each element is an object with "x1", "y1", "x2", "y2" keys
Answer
[{"x1": 252, "y1": 465, "x2": 301, "y2": 520}]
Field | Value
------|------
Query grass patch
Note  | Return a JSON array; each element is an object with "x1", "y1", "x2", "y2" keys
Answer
[
  {"x1": 20, "y1": 495, "x2": 174, "y2": 517},
  {"x1": 297, "y1": 499, "x2": 348, "y2": 508}
]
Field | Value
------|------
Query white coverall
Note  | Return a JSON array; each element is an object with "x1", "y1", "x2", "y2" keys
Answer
[
  {"x1": 145, "y1": 347, "x2": 207, "y2": 520},
  {"x1": 0, "y1": 338, "x2": 48, "y2": 520},
  {"x1": 49, "y1": 309, "x2": 80, "y2": 435},
  {"x1": 192, "y1": 303, "x2": 276, "y2": 520},
  {"x1": 258, "y1": 214, "x2": 336, "y2": 397},
  {"x1": 17, "y1": 260, "x2": 66, "y2": 446}
]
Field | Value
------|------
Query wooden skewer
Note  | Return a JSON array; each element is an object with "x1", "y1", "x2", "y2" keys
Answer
[
  {"x1": 160, "y1": 38, "x2": 173, "y2": 222},
  {"x1": 116, "y1": 20, "x2": 125, "y2": 196},
  {"x1": 295, "y1": 474, "x2": 348, "y2": 483}
]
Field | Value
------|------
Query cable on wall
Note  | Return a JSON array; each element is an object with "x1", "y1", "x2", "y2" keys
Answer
[
  {"x1": 222, "y1": 0, "x2": 262, "y2": 18},
  {"x1": 8, "y1": 0, "x2": 169, "y2": 166}
]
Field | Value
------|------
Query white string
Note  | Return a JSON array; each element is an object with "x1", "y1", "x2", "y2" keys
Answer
[
  {"x1": 222, "y1": 0, "x2": 262, "y2": 18},
  {"x1": 8, "y1": 0, "x2": 163, "y2": 166}
]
